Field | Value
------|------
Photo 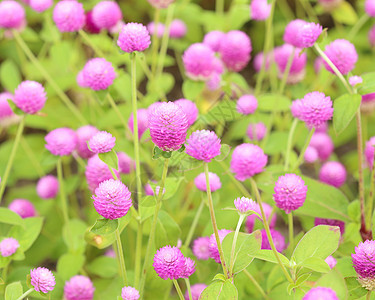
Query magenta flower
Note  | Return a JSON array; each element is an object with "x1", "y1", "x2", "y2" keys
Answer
[
  {"x1": 298, "y1": 92, "x2": 333, "y2": 128},
  {"x1": 315, "y1": 218, "x2": 345, "y2": 236},
  {"x1": 325, "y1": 255, "x2": 337, "y2": 269},
  {"x1": 352, "y1": 240, "x2": 375, "y2": 290},
  {"x1": 369, "y1": 25, "x2": 375, "y2": 47},
  {"x1": 37, "y1": 175, "x2": 59, "y2": 199},
  {"x1": 64, "y1": 275, "x2": 95, "y2": 300},
  {"x1": 323, "y1": 39, "x2": 358, "y2": 75},
  {"x1": 45, "y1": 128, "x2": 78, "y2": 156},
  {"x1": 76, "y1": 70, "x2": 88, "y2": 88},
  {"x1": 121, "y1": 286, "x2": 140, "y2": 300},
  {"x1": 291, "y1": 99, "x2": 303, "y2": 118},
  {"x1": 247, "y1": 122, "x2": 267, "y2": 141},
  {"x1": 85, "y1": 155, "x2": 119, "y2": 192},
  {"x1": 89, "y1": 131, "x2": 116, "y2": 154},
  {"x1": 185, "y1": 130, "x2": 221, "y2": 162},
  {"x1": 92, "y1": 1, "x2": 122, "y2": 30},
  {"x1": 30, "y1": 267, "x2": 56, "y2": 293},
  {"x1": 118, "y1": 152, "x2": 135, "y2": 174},
  {"x1": 208, "y1": 229, "x2": 231, "y2": 263},
  {"x1": 274, "y1": 174, "x2": 307, "y2": 214},
  {"x1": 206, "y1": 73, "x2": 222, "y2": 91},
  {"x1": 250, "y1": 0, "x2": 271, "y2": 21},
  {"x1": 117, "y1": 23, "x2": 151, "y2": 53},
  {"x1": 236, "y1": 94, "x2": 258, "y2": 115},
  {"x1": 283, "y1": 19, "x2": 307, "y2": 47},
  {"x1": 147, "y1": 0, "x2": 175, "y2": 9},
  {"x1": 144, "y1": 183, "x2": 154, "y2": 196},
  {"x1": 365, "y1": 136, "x2": 375, "y2": 168},
  {"x1": 0, "y1": 92, "x2": 14, "y2": 120},
  {"x1": 366, "y1": 0, "x2": 375, "y2": 17},
  {"x1": 246, "y1": 202, "x2": 276, "y2": 233},
  {"x1": 362, "y1": 93, "x2": 375, "y2": 114},
  {"x1": 184, "y1": 283, "x2": 207, "y2": 300},
  {"x1": 14, "y1": 80, "x2": 47, "y2": 114},
  {"x1": 304, "y1": 146, "x2": 319, "y2": 163},
  {"x1": 128, "y1": 109, "x2": 149, "y2": 139},
  {"x1": 303, "y1": 287, "x2": 339, "y2": 300},
  {"x1": 309, "y1": 132, "x2": 334, "y2": 161},
  {"x1": 261, "y1": 229, "x2": 286, "y2": 252},
  {"x1": 298, "y1": 22, "x2": 323, "y2": 48},
  {"x1": 153, "y1": 245, "x2": 186, "y2": 280},
  {"x1": 183, "y1": 43, "x2": 217, "y2": 80},
  {"x1": 0, "y1": 238, "x2": 19, "y2": 257},
  {"x1": 0, "y1": 1, "x2": 25, "y2": 28},
  {"x1": 194, "y1": 172, "x2": 221, "y2": 192},
  {"x1": 203, "y1": 31, "x2": 225, "y2": 52},
  {"x1": 234, "y1": 197, "x2": 258, "y2": 214},
  {"x1": 76, "y1": 125, "x2": 99, "y2": 159},
  {"x1": 29, "y1": 0, "x2": 53, "y2": 13},
  {"x1": 349, "y1": 75, "x2": 363, "y2": 87},
  {"x1": 147, "y1": 21, "x2": 165, "y2": 38},
  {"x1": 319, "y1": 161, "x2": 347, "y2": 188},
  {"x1": 84, "y1": 11, "x2": 101, "y2": 34},
  {"x1": 92, "y1": 179, "x2": 132, "y2": 220},
  {"x1": 9, "y1": 199, "x2": 36, "y2": 218},
  {"x1": 53, "y1": 0, "x2": 85, "y2": 32},
  {"x1": 169, "y1": 19, "x2": 187, "y2": 39},
  {"x1": 253, "y1": 52, "x2": 272, "y2": 73},
  {"x1": 181, "y1": 257, "x2": 196, "y2": 278},
  {"x1": 192, "y1": 236, "x2": 210, "y2": 260},
  {"x1": 175, "y1": 98, "x2": 199, "y2": 126},
  {"x1": 82, "y1": 58, "x2": 116, "y2": 91}
]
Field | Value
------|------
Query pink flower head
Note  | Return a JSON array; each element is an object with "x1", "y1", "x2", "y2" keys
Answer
[
  {"x1": 85, "y1": 155, "x2": 119, "y2": 192},
  {"x1": 247, "y1": 122, "x2": 267, "y2": 141},
  {"x1": 117, "y1": 152, "x2": 135, "y2": 174},
  {"x1": 37, "y1": 175, "x2": 59, "y2": 199},
  {"x1": 362, "y1": 93, "x2": 375, "y2": 114},
  {"x1": 82, "y1": 58, "x2": 116, "y2": 91},
  {"x1": 175, "y1": 98, "x2": 198, "y2": 126},
  {"x1": 352, "y1": 240, "x2": 375, "y2": 290},
  {"x1": 349, "y1": 76, "x2": 363, "y2": 87},
  {"x1": 0, "y1": 92, "x2": 14, "y2": 119},
  {"x1": 181, "y1": 257, "x2": 196, "y2": 278},
  {"x1": 92, "y1": 179, "x2": 132, "y2": 220},
  {"x1": 365, "y1": 136, "x2": 375, "y2": 168},
  {"x1": 319, "y1": 161, "x2": 347, "y2": 188},
  {"x1": 234, "y1": 197, "x2": 258, "y2": 214},
  {"x1": 323, "y1": 39, "x2": 358, "y2": 75},
  {"x1": 64, "y1": 275, "x2": 95, "y2": 300},
  {"x1": 230, "y1": 143, "x2": 268, "y2": 181},
  {"x1": 92, "y1": 1, "x2": 122, "y2": 30},
  {"x1": 104, "y1": 248, "x2": 116, "y2": 258},
  {"x1": 89, "y1": 131, "x2": 116, "y2": 154},
  {"x1": 30, "y1": 267, "x2": 56, "y2": 293},
  {"x1": 84, "y1": 11, "x2": 101, "y2": 34},
  {"x1": 209, "y1": 229, "x2": 231, "y2": 263},
  {"x1": 53, "y1": 0, "x2": 85, "y2": 32},
  {"x1": 237, "y1": 94, "x2": 258, "y2": 115},
  {"x1": 185, "y1": 130, "x2": 221, "y2": 162},
  {"x1": 9, "y1": 199, "x2": 36, "y2": 218},
  {"x1": 303, "y1": 287, "x2": 339, "y2": 300},
  {"x1": 184, "y1": 283, "x2": 207, "y2": 300},
  {"x1": 121, "y1": 286, "x2": 140, "y2": 300},
  {"x1": 314, "y1": 57, "x2": 324, "y2": 73},
  {"x1": 298, "y1": 92, "x2": 333, "y2": 128},
  {"x1": 250, "y1": 0, "x2": 271, "y2": 21},
  {"x1": 297, "y1": 22, "x2": 323, "y2": 48},
  {"x1": 0, "y1": 1, "x2": 25, "y2": 28},
  {"x1": 30, "y1": 0, "x2": 53, "y2": 13},
  {"x1": 369, "y1": 25, "x2": 375, "y2": 47},
  {"x1": 0, "y1": 238, "x2": 19, "y2": 257},
  {"x1": 144, "y1": 183, "x2": 154, "y2": 196},
  {"x1": 153, "y1": 245, "x2": 186, "y2": 280},
  {"x1": 253, "y1": 52, "x2": 272, "y2": 73},
  {"x1": 117, "y1": 22, "x2": 151, "y2": 53},
  {"x1": 325, "y1": 255, "x2": 337, "y2": 269},
  {"x1": 309, "y1": 132, "x2": 334, "y2": 161},
  {"x1": 273, "y1": 173, "x2": 307, "y2": 214},
  {"x1": 314, "y1": 218, "x2": 345, "y2": 236},
  {"x1": 261, "y1": 229, "x2": 286, "y2": 252},
  {"x1": 147, "y1": 0, "x2": 175, "y2": 9},
  {"x1": 366, "y1": 0, "x2": 375, "y2": 17},
  {"x1": 203, "y1": 31, "x2": 225, "y2": 52},
  {"x1": 148, "y1": 102, "x2": 188, "y2": 151},
  {"x1": 170, "y1": 19, "x2": 187, "y2": 39},
  {"x1": 206, "y1": 73, "x2": 222, "y2": 91},
  {"x1": 76, "y1": 125, "x2": 99, "y2": 159},
  {"x1": 192, "y1": 236, "x2": 210, "y2": 260},
  {"x1": 291, "y1": 99, "x2": 303, "y2": 118},
  {"x1": 45, "y1": 128, "x2": 78, "y2": 156},
  {"x1": 283, "y1": 19, "x2": 308, "y2": 47},
  {"x1": 219, "y1": 30, "x2": 252, "y2": 72},
  {"x1": 304, "y1": 146, "x2": 319, "y2": 163},
  {"x1": 128, "y1": 109, "x2": 149, "y2": 139},
  {"x1": 246, "y1": 202, "x2": 276, "y2": 233},
  {"x1": 183, "y1": 43, "x2": 217, "y2": 80},
  {"x1": 14, "y1": 80, "x2": 47, "y2": 114},
  {"x1": 147, "y1": 21, "x2": 165, "y2": 38},
  {"x1": 76, "y1": 70, "x2": 88, "y2": 88},
  {"x1": 194, "y1": 172, "x2": 221, "y2": 192}
]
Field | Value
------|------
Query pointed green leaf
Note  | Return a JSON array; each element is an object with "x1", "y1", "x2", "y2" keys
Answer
[
  {"x1": 90, "y1": 219, "x2": 119, "y2": 236},
  {"x1": 98, "y1": 150, "x2": 119, "y2": 171},
  {"x1": 5, "y1": 281, "x2": 23, "y2": 300},
  {"x1": 200, "y1": 280, "x2": 238, "y2": 300},
  {"x1": 8, "y1": 217, "x2": 43, "y2": 251},
  {"x1": 0, "y1": 208, "x2": 25, "y2": 228},
  {"x1": 333, "y1": 94, "x2": 361, "y2": 135}
]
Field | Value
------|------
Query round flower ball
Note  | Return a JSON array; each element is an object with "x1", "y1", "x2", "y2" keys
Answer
[
  {"x1": 323, "y1": 39, "x2": 358, "y2": 75},
  {"x1": 84, "y1": 11, "x2": 101, "y2": 34},
  {"x1": 147, "y1": 21, "x2": 165, "y2": 38},
  {"x1": 185, "y1": 130, "x2": 221, "y2": 162},
  {"x1": 192, "y1": 236, "x2": 210, "y2": 260},
  {"x1": 14, "y1": 81, "x2": 47, "y2": 114},
  {"x1": 30, "y1": 267, "x2": 56, "y2": 293},
  {"x1": 0, "y1": 1, "x2": 25, "y2": 29},
  {"x1": 247, "y1": 122, "x2": 267, "y2": 141},
  {"x1": 0, "y1": 92, "x2": 14, "y2": 120},
  {"x1": 298, "y1": 91, "x2": 333, "y2": 128},
  {"x1": 236, "y1": 94, "x2": 258, "y2": 115},
  {"x1": 315, "y1": 218, "x2": 345, "y2": 237},
  {"x1": 194, "y1": 172, "x2": 221, "y2": 192},
  {"x1": 89, "y1": 131, "x2": 116, "y2": 154},
  {"x1": 117, "y1": 22, "x2": 151, "y2": 53},
  {"x1": 365, "y1": 136, "x2": 375, "y2": 168},
  {"x1": 30, "y1": 0, "x2": 53, "y2": 13},
  {"x1": 349, "y1": 75, "x2": 363, "y2": 87},
  {"x1": 128, "y1": 108, "x2": 149, "y2": 139},
  {"x1": 184, "y1": 283, "x2": 206, "y2": 300},
  {"x1": 325, "y1": 256, "x2": 337, "y2": 269},
  {"x1": 203, "y1": 31, "x2": 225, "y2": 52},
  {"x1": 303, "y1": 287, "x2": 339, "y2": 300},
  {"x1": 53, "y1": 0, "x2": 85, "y2": 32},
  {"x1": 261, "y1": 229, "x2": 286, "y2": 252},
  {"x1": 283, "y1": 19, "x2": 307, "y2": 47},
  {"x1": 153, "y1": 245, "x2": 186, "y2": 280},
  {"x1": 85, "y1": 155, "x2": 119, "y2": 192},
  {"x1": 76, "y1": 125, "x2": 99, "y2": 159},
  {"x1": 45, "y1": 128, "x2": 78, "y2": 156},
  {"x1": 64, "y1": 275, "x2": 95, "y2": 300},
  {"x1": 319, "y1": 161, "x2": 347, "y2": 188},
  {"x1": 253, "y1": 52, "x2": 271, "y2": 73},
  {"x1": 175, "y1": 98, "x2": 199, "y2": 126},
  {"x1": 366, "y1": 0, "x2": 375, "y2": 17},
  {"x1": 92, "y1": 179, "x2": 132, "y2": 220},
  {"x1": 169, "y1": 19, "x2": 187, "y2": 39},
  {"x1": 309, "y1": 132, "x2": 334, "y2": 161},
  {"x1": 230, "y1": 143, "x2": 268, "y2": 181},
  {"x1": 273, "y1": 174, "x2": 307, "y2": 214},
  {"x1": 297, "y1": 22, "x2": 323, "y2": 48},
  {"x1": 9, "y1": 199, "x2": 36, "y2": 218},
  {"x1": 121, "y1": 286, "x2": 140, "y2": 300},
  {"x1": 362, "y1": 93, "x2": 375, "y2": 114},
  {"x1": 246, "y1": 202, "x2": 276, "y2": 233},
  {"x1": 352, "y1": 240, "x2": 375, "y2": 290},
  {"x1": 183, "y1": 43, "x2": 217, "y2": 80},
  {"x1": 147, "y1": 0, "x2": 175, "y2": 9},
  {"x1": 251, "y1": 0, "x2": 271, "y2": 21},
  {"x1": 234, "y1": 197, "x2": 258, "y2": 214},
  {"x1": 82, "y1": 58, "x2": 116, "y2": 91},
  {"x1": 181, "y1": 257, "x2": 196, "y2": 278},
  {"x1": 92, "y1": 1, "x2": 122, "y2": 30},
  {"x1": 37, "y1": 175, "x2": 59, "y2": 199},
  {"x1": 117, "y1": 152, "x2": 135, "y2": 174},
  {"x1": 304, "y1": 146, "x2": 319, "y2": 163},
  {"x1": 0, "y1": 237, "x2": 19, "y2": 257},
  {"x1": 208, "y1": 229, "x2": 231, "y2": 263},
  {"x1": 148, "y1": 101, "x2": 189, "y2": 151}
]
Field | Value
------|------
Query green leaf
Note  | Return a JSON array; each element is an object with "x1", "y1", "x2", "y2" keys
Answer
[
  {"x1": 93, "y1": 90, "x2": 109, "y2": 105},
  {"x1": 345, "y1": 277, "x2": 367, "y2": 300},
  {"x1": 251, "y1": 249, "x2": 290, "y2": 265},
  {"x1": 257, "y1": 94, "x2": 292, "y2": 112},
  {"x1": 87, "y1": 256, "x2": 118, "y2": 278},
  {"x1": 147, "y1": 73, "x2": 175, "y2": 96},
  {"x1": 90, "y1": 219, "x2": 119, "y2": 236},
  {"x1": 358, "y1": 72, "x2": 375, "y2": 95},
  {"x1": 57, "y1": 253, "x2": 85, "y2": 281},
  {"x1": 300, "y1": 257, "x2": 331, "y2": 273},
  {"x1": 213, "y1": 273, "x2": 226, "y2": 282},
  {"x1": 63, "y1": 219, "x2": 87, "y2": 253},
  {"x1": 155, "y1": 211, "x2": 181, "y2": 249},
  {"x1": 8, "y1": 217, "x2": 43, "y2": 251},
  {"x1": 331, "y1": 1, "x2": 358, "y2": 25},
  {"x1": 182, "y1": 80, "x2": 205, "y2": 100},
  {"x1": 287, "y1": 273, "x2": 311, "y2": 295},
  {"x1": 0, "y1": 208, "x2": 25, "y2": 228},
  {"x1": 98, "y1": 150, "x2": 119, "y2": 171},
  {"x1": 5, "y1": 281, "x2": 23, "y2": 300},
  {"x1": 0, "y1": 60, "x2": 21, "y2": 92},
  {"x1": 200, "y1": 280, "x2": 238, "y2": 300},
  {"x1": 153, "y1": 147, "x2": 163, "y2": 160},
  {"x1": 227, "y1": 3, "x2": 250, "y2": 30},
  {"x1": 315, "y1": 269, "x2": 348, "y2": 299},
  {"x1": 215, "y1": 144, "x2": 231, "y2": 161},
  {"x1": 333, "y1": 94, "x2": 361, "y2": 135}
]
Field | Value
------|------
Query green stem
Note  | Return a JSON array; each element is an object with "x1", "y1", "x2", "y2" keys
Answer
[
  {"x1": 110, "y1": 167, "x2": 119, "y2": 181},
  {"x1": 284, "y1": 119, "x2": 298, "y2": 171},
  {"x1": 16, "y1": 288, "x2": 34, "y2": 300},
  {"x1": 356, "y1": 111, "x2": 366, "y2": 232},
  {"x1": 229, "y1": 214, "x2": 245, "y2": 276},
  {"x1": 151, "y1": 9, "x2": 161, "y2": 77},
  {"x1": 278, "y1": 47, "x2": 295, "y2": 94},
  {"x1": 291, "y1": 128, "x2": 315, "y2": 172},
  {"x1": 79, "y1": 29, "x2": 105, "y2": 57},
  {"x1": 348, "y1": 14, "x2": 370, "y2": 41},
  {"x1": 134, "y1": 222, "x2": 143, "y2": 289},
  {"x1": 57, "y1": 158, "x2": 69, "y2": 225},
  {"x1": 115, "y1": 228, "x2": 128, "y2": 285},
  {"x1": 243, "y1": 269, "x2": 268, "y2": 299},
  {"x1": 184, "y1": 278, "x2": 193, "y2": 300},
  {"x1": 184, "y1": 200, "x2": 205, "y2": 247},
  {"x1": 367, "y1": 290, "x2": 372, "y2": 300},
  {"x1": 0, "y1": 116, "x2": 25, "y2": 203},
  {"x1": 218, "y1": 161, "x2": 251, "y2": 197},
  {"x1": 366, "y1": 158, "x2": 375, "y2": 230},
  {"x1": 172, "y1": 279, "x2": 185, "y2": 300},
  {"x1": 297, "y1": 0, "x2": 318, "y2": 22},
  {"x1": 107, "y1": 94, "x2": 132, "y2": 138},
  {"x1": 288, "y1": 212, "x2": 294, "y2": 251}
]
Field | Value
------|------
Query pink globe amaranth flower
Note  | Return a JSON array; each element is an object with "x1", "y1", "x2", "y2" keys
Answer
[
  {"x1": 45, "y1": 128, "x2": 78, "y2": 156},
  {"x1": 314, "y1": 218, "x2": 345, "y2": 236},
  {"x1": 117, "y1": 152, "x2": 135, "y2": 174},
  {"x1": 76, "y1": 70, "x2": 88, "y2": 88},
  {"x1": 153, "y1": 245, "x2": 186, "y2": 280},
  {"x1": 304, "y1": 146, "x2": 319, "y2": 163},
  {"x1": 121, "y1": 286, "x2": 140, "y2": 300},
  {"x1": 9, "y1": 199, "x2": 36, "y2": 218},
  {"x1": 181, "y1": 257, "x2": 196, "y2": 278},
  {"x1": 30, "y1": 0, "x2": 53, "y2": 13},
  {"x1": 303, "y1": 287, "x2": 339, "y2": 300},
  {"x1": 298, "y1": 91, "x2": 333, "y2": 128},
  {"x1": 84, "y1": 11, "x2": 101, "y2": 34},
  {"x1": 128, "y1": 109, "x2": 149, "y2": 139},
  {"x1": 92, "y1": 179, "x2": 132, "y2": 220},
  {"x1": 30, "y1": 267, "x2": 56, "y2": 293},
  {"x1": 170, "y1": 19, "x2": 187, "y2": 39},
  {"x1": 362, "y1": 93, "x2": 375, "y2": 114},
  {"x1": 147, "y1": 21, "x2": 165, "y2": 38},
  {"x1": 203, "y1": 31, "x2": 225, "y2": 52},
  {"x1": 144, "y1": 183, "x2": 154, "y2": 196},
  {"x1": 64, "y1": 275, "x2": 95, "y2": 300},
  {"x1": 369, "y1": 25, "x2": 375, "y2": 47},
  {"x1": 184, "y1": 283, "x2": 207, "y2": 300},
  {"x1": 76, "y1": 125, "x2": 99, "y2": 159},
  {"x1": 352, "y1": 240, "x2": 375, "y2": 290},
  {"x1": 230, "y1": 143, "x2": 268, "y2": 181},
  {"x1": 14, "y1": 80, "x2": 47, "y2": 114},
  {"x1": 246, "y1": 202, "x2": 276, "y2": 233},
  {"x1": 92, "y1": 1, "x2": 122, "y2": 30},
  {"x1": 314, "y1": 57, "x2": 324, "y2": 73},
  {"x1": 209, "y1": 229, "x2": 231, "y2": 263},
  {"x1": 185, "y1": 130, "x2": 221, "y2": 162},
  {"x1": 194, "y1": 172, "x2": 221, "y2": 192},
  {"x1": 0, "y1": 238, "x2": 19, "y2": 257},
  {"x1": 148, "y1": 102, "x2": 189, "y2": 151},
  {"x1": 273, "y1": 173, "x2": 307, "y2": 214},
  {"x1": 250, "y1": 0, "x2": 271, "y2": 21},
  {"x1": 148, "y1": 101, "x2": 162, "y2": 113},
  {"x1": 82, "y1": 58, "x2": 116, "y2": 91},
  {"x1": 365, "y1": 136, "x2": 375, "y2": 168},
  {"x1": 237, "y1": 94, "x2": 258, "y2": 115},
  {"x1": 174, "y1": 98, "x2": 198, "y2": 126},
  {"x1": 206, "y1": 73, "x2": 222, "y2": 91},
  {"x1": 253, "y1": 51, "x2": 272, "y2": 73},
  {"x1": 88, "y1": 131, "x2": 116, "y2": 154},
  {"x1": 109, "y1": 20, "x2": 124, "y2": 35},
  {"x1": 284, "y1": 19, "x2": 308, "y2": 46},
  {"x1": 104, "y1": 248, "x2": 116, "y2": 258},
  {"x1": 85, "y1": 155, "x2": 119, "y2": 192},
  {"x1": 37, "y1": 175, "x2": 59, "y2": 199},
  {"x1": 219, "y1": 30, "x2": 252, "y2": 72},
  {"x1": 291, "y1": 99, "x2": 303, "y2": 118},
  {"x1": 183, "y1": 43, "x2": 217, "y2": 80},
  {"x1": 247, "y1": 122, "x2": 267, "y2": 141},
  {"x1": 0, "y1": 92, "x2": 14, "y2": 119},
  {"x1": 117, "y1": 22, "x2": 151, "y2": 53},
  {"x1": 297, "y1": 22, "x2": 323, "y2": 48},
  {"x1": 234, "y1": 197, "x2": 258, "y2": 214},
  {"x1": 323, "y1": 39, "x2": 358, "y2": 75},
  {"x1": 147, "y1": 0, "x2": 175, "y2": 9},
  {"x1": 261, "y1": 229, "x2": 286, "y2": 252},
  {"x1": 325, "y1": 255, "x2": 337, "y2": 269},
  {"x1": 0, "y1": 1, "x2": 25, "y2": 29},
  {"x1": 366, "y1": 0, "x2": 375, "y2": 17},
  {"x1": 319, "y1": 161, "x2": 347, "y2": 188},
  {"x1": 53, "y1": 0, "x2": 85, "y2": 32},
  {"x1": 192, "y1": 236, "x2": 210, "y2": 260},
  {"x1": 309, "y1": 132, "x2": 334, "y2": 161},
  {"x1": 349, "y1": 75, "x2": 363, "y2": 87}
]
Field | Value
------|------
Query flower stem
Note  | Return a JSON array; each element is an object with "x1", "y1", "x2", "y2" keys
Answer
[
  {"x1": 107, "y1": 94, "x2": 132, "y2": 138},
  {"x1": 218, "y1": 161, "x2": 251, "y2": 197},
  {"x1": 243, "y1": 269, "x2": 268, "y2": 299},
  {"x1": 366, "y1": 159, "x2": 375, "y2": 230},
  {"x1": 184, "y1": 200, "x2": 205, "y2": 247},
  {"x1": 216, "y1": 0, "x2": 225, "y2": 16},
  {"x1": 284, "y1": 118, "x2": 298, "y2": 171},
  {"x1": 348, "y1": 14, "x2": 370, "y2": 41},
  {"x1": 184, "y1": 278, "x2": 193, "y2": 300},
  {"x1": 288, "y1": 212, "x2": 294, "y2": 251},
  {"x1": 78, "y1": 29, "x2": 105, "y2": 57},
  {"x1": 151, "y1": 8, "x2": 161, "y2": 77},
  {"x1": 204, "y1": 162, "x2": 228, "y2": 277},
  {"x1": 291, "y1": 128, "x2": 315, "y2": 172},
  {"x1": 15, "y1": 288, "x2": 34, "y2": 300},
  {"x1": 0, "y1": 116, "x2": 25, "y2": 203},
  {"x1": 229, "y1": 214, "x2": 245, "y2": 276},
  {"x1": 367, "y1": 290, "x2": 372, "y2": 300},
  {"x1": 134, "y1": 222, "x2": 143, "y2": 288},
  {"x1": 115, "y1": 228, "x2": 128, "y2": 286},
  {"x1": 278, "y1": 47, "x2": 295, "y2": 95},
  {"x1": 57, "y1": 158, "x2": 69, "y2": 225},
  {"x1": 172, "y1": 279, "x2": 185, "y2": 300}
]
